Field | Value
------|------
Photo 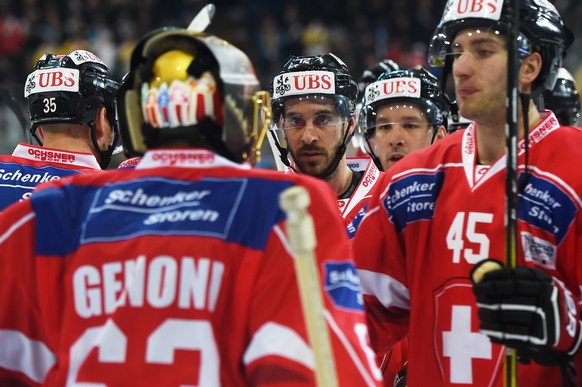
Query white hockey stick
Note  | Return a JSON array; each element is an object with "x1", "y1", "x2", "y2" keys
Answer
[{"x1": 279, "y1": 186, "x2": 339, "y2": 387}]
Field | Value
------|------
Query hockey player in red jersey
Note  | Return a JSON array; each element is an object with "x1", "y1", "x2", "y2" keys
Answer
[
  {"x1": 358, "y1": 65, "x2": 451, "y2": 385},
  {"x1": 354, "y1": 0, "x2": 582, "y2": 385},
  {"x1": 0, "y1": 50, "x2": 119, "y2": 211},
  {"x1": 268, "y1": 54, "x2": 380, "y2": 239},
  {"x1": 0, "y1": 27, "x2": 382, "y2": 386}
]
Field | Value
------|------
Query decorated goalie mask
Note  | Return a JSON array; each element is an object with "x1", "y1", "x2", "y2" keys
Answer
[
  {"x1": 24, "y1": 50, "x2": 120, "y2": 168},
  {"x1": 428, "y1": 0, "x2": 573, "y2": 95},
  {"x1": 268, "y1": 53, "x2": 358, "y2": 177},
  {"x1": 117, "y1": 28, "x2": 271, "y2": 164}
]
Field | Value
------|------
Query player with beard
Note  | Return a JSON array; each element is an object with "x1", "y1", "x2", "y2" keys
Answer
[{"x1": 269, "y1": 53, "x2": 380, "y2": 238}]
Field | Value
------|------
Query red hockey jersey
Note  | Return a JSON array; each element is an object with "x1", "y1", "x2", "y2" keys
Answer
[
  {"x1": 354, "y1": 112, "x2": 582, "y2": 386},
  {"x1": 0, "y1": 143, "x2": 101, "y2": 211},
  {"x1": 0, "y1": 149, "x2": 382, "y2": 386}
]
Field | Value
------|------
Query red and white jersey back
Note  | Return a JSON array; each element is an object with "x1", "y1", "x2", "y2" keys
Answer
[
  {"x1": 0, "y1": 149, "x2": 382, "y2": 387},
  {"x1": 0, "y1": 143, "x2": 101, "y2": 211}
]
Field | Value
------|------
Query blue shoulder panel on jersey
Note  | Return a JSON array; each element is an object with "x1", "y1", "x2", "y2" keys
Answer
[
  {"x1": 32, "y1": 176, "x2": 293, "y2": 256},
  {"x1": 519, "y1": 174, "x2": 577, "y2": 244},
  {"x1": 323, "y1": 262, "x2": 364, "y2": 312},
  {"x1": 383, "y1": 171, "x2": 444, "y2": 233},
  {"x1": 0, "y1": 162, "x2": 77, "y2": 211}
]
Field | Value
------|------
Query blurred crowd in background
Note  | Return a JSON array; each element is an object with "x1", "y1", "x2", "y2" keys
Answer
[{"x1": 1, "y1": 0, "x2": 581, "y2": 162}]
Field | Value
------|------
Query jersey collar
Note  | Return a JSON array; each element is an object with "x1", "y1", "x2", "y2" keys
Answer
[
  {"x1": 12, "y1": 143, "x2": 101, "y2": 169},
  {"x1": 136, "y1": 149, "x2": 251, "y2": 170}
]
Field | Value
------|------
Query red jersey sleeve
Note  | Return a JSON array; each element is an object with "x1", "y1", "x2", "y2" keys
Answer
[
  {"x1": 0, "y1": 200, "x2": 56, "y2": 386},
  {"x1": 353, "y1": 173, "x2": 410, "y2": 355},
  {"x1": 243, "y1": 177, "x2": 382, "y2": 386}
]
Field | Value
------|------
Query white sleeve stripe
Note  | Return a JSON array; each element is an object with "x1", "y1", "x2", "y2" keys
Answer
[
  {"x1": 357, "y1": 269, "x2": 410, "y2": 310},
  {"x1": 243, "y1": 322, "x2": 314, "y2": 369},
  {"x1": 273, "y1": 224, "x2": 295, "y2": 259},
  {"x1": 0, "y1": 211, "x2": 35, "y2": 244},
  {"x1": 0, "y1": 329, "x2": 55, "y2": 383},
  {"x1": 325, "y1": 310, "x2": 380, "y2": 387}
]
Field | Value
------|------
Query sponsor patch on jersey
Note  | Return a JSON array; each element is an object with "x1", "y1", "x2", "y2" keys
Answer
[
  {"x1": 81, "y1": 177, "x2": 246, "y2": 243},
  {"x1": 519, "y1": 174, "x2": 577, "y2": 244},
  {"x1": 384, "y1": 171, "x2": 444, "y2": 232},
  {"x1": 521, "y1": 232, "x2": 556, "y2": 270},
  {"x1": 24, "y1": 68, "x2": 80, "y2": 97},
  {"x1": 271, "y1": 70, "x2": 335, "y2": 99},
  {"x1": 324, "y1": 262, "x2": 363, "y2": 311},
  {"x1": 441, "y1": 0, "x2": 503, "y2": 23},
  {"x1": 364, "y1": 77, "x2": 421, "y2": 105}
]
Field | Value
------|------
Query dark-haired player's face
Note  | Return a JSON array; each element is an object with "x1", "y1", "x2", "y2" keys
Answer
[{"x1": 451, "y1": 29, "x2": 508, "y2": 123}]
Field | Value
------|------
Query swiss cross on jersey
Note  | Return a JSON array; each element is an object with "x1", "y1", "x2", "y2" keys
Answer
[
  {"x1": 364, "y1": 77, "x2": 421, "y2": 105},
  {"x1": 272, "y1": 70, "x2": 336, "y2": 99},
  {"x1": 434, "y1": 279, "x2": 502, "y2": 385}
]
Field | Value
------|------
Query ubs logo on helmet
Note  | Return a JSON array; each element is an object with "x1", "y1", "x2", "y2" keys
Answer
[
  {"x1": 365, "y1": 77, "x2": 422, "y2": 104},
  {"x1": 366, "y1": 84, "x2": 381, "y2": 103},
  {"x1": 24, "y1": 68, "x2": 80, "y2": 97},
  {"x1": 272, "y1": 70, "x2": 336, "y2": 99},
  {"x1": 443, "y1": 0, "x2": 502, "y2": 22}
]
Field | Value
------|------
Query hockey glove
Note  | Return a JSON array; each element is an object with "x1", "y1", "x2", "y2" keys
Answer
[{"x1": 471, "y1": 259, "x2": 582, "y2": 365}]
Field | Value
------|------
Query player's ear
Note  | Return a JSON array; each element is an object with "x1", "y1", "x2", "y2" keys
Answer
[
  {"x1": 95, "y1": 106, "x2": 114, "y2": 149},
  {"x1": 435, "y1": 125, "x2": 447, "y2": 141},
  {"x1": 519, "y1": 52, "x2": 542, "y2": 93},
  {"x1": 347, "y1": 113, "x2": 357, "y2": 136}
]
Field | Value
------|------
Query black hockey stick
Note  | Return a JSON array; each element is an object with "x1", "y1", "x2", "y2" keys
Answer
[{"x1": 504, "y1": 0, "x2": 520, "y2": 385}]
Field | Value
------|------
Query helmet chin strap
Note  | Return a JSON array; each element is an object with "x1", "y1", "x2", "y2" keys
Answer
[{"x1": 90, "y1": 121, "x2": 119, "y2": 170}]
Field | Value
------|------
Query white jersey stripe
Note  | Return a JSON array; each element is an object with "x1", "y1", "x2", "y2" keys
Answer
[
  {"x1": 358, "y1": 269, "x2": 410, "y2": 310},
  {"x1": 0, "y1": 329, "x2": 56, "y2": 383},
  {"x1": 242, "y1": 322, "x2": 314, "y2": 369}
]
